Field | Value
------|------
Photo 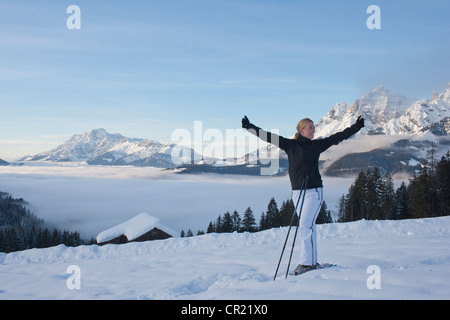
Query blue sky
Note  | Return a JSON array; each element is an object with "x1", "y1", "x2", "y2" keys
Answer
[{"x1": 0, "y1": 0, "x2": 449, "y2": 160}]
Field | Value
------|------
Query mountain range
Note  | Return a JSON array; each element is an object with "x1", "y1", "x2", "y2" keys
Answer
[
  {"x1": 315, "y1": 83, "x2": 450, "y2": 137},
  {"x1": 19, "y1": 129, "x2": 197, "y2": 168},
  {"x1": 15, "y1": 83, "x2": 450, "y2": 176},
  {"x1": 181, "y1": 83, "x2": 450, "y2": 176}
]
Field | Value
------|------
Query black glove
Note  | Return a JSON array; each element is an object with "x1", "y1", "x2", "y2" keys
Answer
[
  {"x1": 242, "y1": 115, "x2": 251, "y2": 129},
  {"x1": 356, "y1": 115, "x2": 365, "y2": 129}
]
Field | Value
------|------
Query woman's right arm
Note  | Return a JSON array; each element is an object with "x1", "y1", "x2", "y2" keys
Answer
[{"x1": 241, "y1": 116, "x2": 288, "y2": 150}]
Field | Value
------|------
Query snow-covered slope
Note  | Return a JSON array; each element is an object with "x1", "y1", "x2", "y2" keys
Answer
[
  {"x1": 315, "y1": 83, "x2": 450, "y2": 138},
  {"x1": 22, "y1": 129, "x2": 197, "y2": 168},
  {"x1": 1, "y1": 216, "x2": 449, "y2": 300}
]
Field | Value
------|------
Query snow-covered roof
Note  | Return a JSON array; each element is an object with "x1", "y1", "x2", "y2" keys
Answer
[{"x1": 96, "y1": 212, "x2": 178, "y2": 244}]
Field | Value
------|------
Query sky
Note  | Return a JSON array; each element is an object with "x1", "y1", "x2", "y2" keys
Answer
[{"x1": 0, "y1": 0, "x2": 449, "y2": 161}]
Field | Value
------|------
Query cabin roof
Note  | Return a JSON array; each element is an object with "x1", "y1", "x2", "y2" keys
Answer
[{"x1": 96, "y1": 212, "x2": 178, "y2": 244}]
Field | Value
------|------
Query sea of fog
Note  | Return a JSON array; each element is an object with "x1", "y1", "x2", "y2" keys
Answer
[{"x1": 0, "y1": 162, "x2": 408, "y2": 240}]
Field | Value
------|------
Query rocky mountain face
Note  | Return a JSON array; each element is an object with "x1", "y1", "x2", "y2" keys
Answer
[{"x1": 315, "y1": 83, "x2": 450, "y2": 138}]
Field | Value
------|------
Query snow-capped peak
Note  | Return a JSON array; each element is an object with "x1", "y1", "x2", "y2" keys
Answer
[
  {"x1": 315, "y1": 83, "x2": 450, "y2": 137},
  {"x1": 23, "y1": 128, "x2": 199, "y2": 168},
  {"x1": 437, "y1": 82, "x2": 450, "y2": 103},
  {"x1": 357, "y1": 85, "x2": 411, "y2": 121},
  {"x1": 88, "y1": 128, "x2": 110, "y2": 138}
]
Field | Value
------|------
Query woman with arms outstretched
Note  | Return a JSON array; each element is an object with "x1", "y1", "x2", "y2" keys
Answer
[{"x1": 242, "y1": 115, "x2": 364, "y2": 274}]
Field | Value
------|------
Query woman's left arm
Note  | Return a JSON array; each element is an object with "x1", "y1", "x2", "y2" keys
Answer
[{"x1": 318, "y1": 116, "x2": 364, "y2": 152}]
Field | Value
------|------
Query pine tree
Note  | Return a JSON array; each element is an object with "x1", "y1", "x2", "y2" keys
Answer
[
  {"x1": 206, "y1": 221, "x2": 215, "y2": 233},
  {"x1": 51, "y1": 229, "x2": 61, "y2": 246},
  {"x1": 336, "y1": 194, "x2": 347, "y2": 223},
  {"x1": 435, "y1": 152, "x2": 450, "y2": 216},
  {"x1": 242, "y1": 207, "x2": 257, "y2": 232},
  {"x1": 427, "y1": 142, "x2": 437, "y2": 174},
  {"x1": 379, "y1": 173, "x2": 395, "y2": 220},
  {"x1": 42, "y1": 228, "x2": 52, "y2": 248},
  {"x1": 349, "y1": 170, "x2": 367, "y2": 221},
  {"x1": 0, "y1": 192, "x2": 92, "y2": 252},
  {"x1": 407, "y1": 153, "x2": 450, "y2": 218},
  {"x1": 221, "y1": 212, "x2": 233, "y2": 233},
  {"x1": 316, "y1": 201, "x2": 333, "y2": 224},
  {"x1": 279, "y1": 199, "x2": 295, "y2": 226},
  {"x1": 259, "y1": 212, "x2": 268, "y2": 231},
  {"x1": 344, "y1": 185, "x2": 357, "y2": 222},
  {"x1": 408, "y1": 166, "x2": 433, "y2": 218},
  {"x1": 216, "y1": 215, "x2": 223, "y2": 233},
  {"x1": 8, "y1": 228, "x2": 21, "y2": 252},
  {"x1": 395, "y1": 182, "x2": 410, "y2": 220},
  {"x1": 265, "y1": 197, "x2": 280, "y2": 228},
  {"x1": 336, "y1": 167, "x2": 398, "y2": 222},
  {"x1": 231, "y1": 210, "x2": 241, "y2": 232},
  {"x1": 366, "y1": 167, "x2": 381, "y2": 220}
]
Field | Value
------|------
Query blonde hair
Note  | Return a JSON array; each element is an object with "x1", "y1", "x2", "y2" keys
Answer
[{"x1": 294, "y1": 118, "x2": 314, "y2": 139}]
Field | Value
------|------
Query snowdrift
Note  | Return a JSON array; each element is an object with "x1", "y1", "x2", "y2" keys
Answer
[{"x1": 1, "y1": 216, "x2": 449, "y2": 300}]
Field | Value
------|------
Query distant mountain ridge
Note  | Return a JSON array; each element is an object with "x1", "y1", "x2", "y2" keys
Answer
[{"x1": 20, "y1": 128, "x2": 197, "y2": 168}]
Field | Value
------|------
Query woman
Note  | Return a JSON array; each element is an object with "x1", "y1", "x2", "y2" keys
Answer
[{"x1": 241, "y1": 115, "x2": 364, "y2": 274}]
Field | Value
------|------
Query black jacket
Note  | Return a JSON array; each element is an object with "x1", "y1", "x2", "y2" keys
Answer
[{"x1": 246, "y1": 123, "x2": 362, "y2": 190}]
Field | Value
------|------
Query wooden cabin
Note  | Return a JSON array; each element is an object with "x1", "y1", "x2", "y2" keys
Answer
[{"x1": 96, "y1": 213, "x2": 177, "y2": 245}]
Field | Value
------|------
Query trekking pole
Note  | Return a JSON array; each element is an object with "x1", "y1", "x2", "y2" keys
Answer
[
  {"x1": 285, "y1": 176, "x2": 309, "y2": 279},
  {"x1": 273, "y1": 178, "x2": 306, "y2": 281}
]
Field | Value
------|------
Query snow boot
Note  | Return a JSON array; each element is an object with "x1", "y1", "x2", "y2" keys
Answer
[{"x1": 293, "y1": 264, "x2": 317, "y2": 275}]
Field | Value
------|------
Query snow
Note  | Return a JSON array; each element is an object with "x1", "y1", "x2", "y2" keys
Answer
[
  {"x1": 96, "y1": 212, "x2": 179, "y2": 244},
  {"x1": 21, "y1": 128, "x2": 200, "y2": 167},
  {"x1": 0, "y1": 163, "x2": 294, "y2": 238},
  {"x1": 1, "y1": 216, "x2": 449, "y2": 300},
  {"x1": 315, "y1": 83, "x2": 450, "y2": 138}
]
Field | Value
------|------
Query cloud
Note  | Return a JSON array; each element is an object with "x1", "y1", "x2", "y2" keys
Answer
[
  {"x1": 320, "y1": 134, "x2": 406, "y2": 170},
  {"x1": 0, "y1": 164, "x2": 292, "y2": 238}
]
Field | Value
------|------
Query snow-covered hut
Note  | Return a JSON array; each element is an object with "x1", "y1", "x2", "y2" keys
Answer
[{"x1": 96, "y1": 213, "x2": 178, "y2": 245}]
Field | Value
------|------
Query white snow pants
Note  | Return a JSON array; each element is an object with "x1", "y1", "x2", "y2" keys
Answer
[{"x1": 292, "y1": 187, "x2": 323, "y2": 266}]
